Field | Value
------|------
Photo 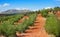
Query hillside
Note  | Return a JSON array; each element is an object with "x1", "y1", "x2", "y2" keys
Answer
[{"x1": 0, "y1": 9, "x2": 31, "y2": 14}]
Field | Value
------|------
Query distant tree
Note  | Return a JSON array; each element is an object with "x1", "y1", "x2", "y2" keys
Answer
[
  {"x1": 40, "y1": 8, "x2": 50, "y2": 17},
  {"x1": 37, "y1": 10, "x2": 41, "y2": 14},
  {"x1": 54, "y1": 7, "x2": 60, "y2": 11},
  {"x1": 53, "y1": 7, "x2": 60, "y2": 14}
]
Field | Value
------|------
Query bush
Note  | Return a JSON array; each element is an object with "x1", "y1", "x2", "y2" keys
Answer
[
  {"x1": 57, "y1": 19, "x2": 60, "y2": 37},
  {"x1": 0, "y1": 22, "x2": 16, "y2": 37},
  {"x1": 0, "y1": 13, "x2": 37, "y2": 37},
  {"x1": 45, "y1": 13, "x2": 59, "y2": 36}
]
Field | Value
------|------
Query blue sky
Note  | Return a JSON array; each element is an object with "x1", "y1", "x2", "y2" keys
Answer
[{"x1": 0, "y1": 0, "x2": 60, "y2": 11}]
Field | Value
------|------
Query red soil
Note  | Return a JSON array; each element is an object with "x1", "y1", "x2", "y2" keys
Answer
[
  {"x1": 14, "y1": 16, "x2": 29, "y2": 25},
  {"x1": 56, "y1": 11, "x2": 60, "y2": 17},
  {"x1": 56, "y1": 11, "x2": 60, "y2": 19},
  {"x1": 16, "y1": 14, "x2": 49, "y2": 37}
]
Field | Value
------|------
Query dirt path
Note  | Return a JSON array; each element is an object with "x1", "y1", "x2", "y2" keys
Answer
[
  {"x1": 16, "y1": 14, "x2": 49, "y2": 37},
  {"x1": 56, "y1": 11, "x2": 60, "y2": 19},
  {"x1": 14, "y1": 16, "x2": 29, "y2": 25}
]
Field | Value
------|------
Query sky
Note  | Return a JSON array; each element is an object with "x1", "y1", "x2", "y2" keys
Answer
[{"x1": 0, "y1": 0, "x2": 60, "y2": 11}]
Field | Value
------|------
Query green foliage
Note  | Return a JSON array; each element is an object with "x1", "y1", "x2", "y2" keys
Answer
[
  {"x1": 40, "y1": 9, "x2": 48, "y2": 17},
  {"x1": 0, "y1": 14, "x2": 24, "y2": 37},
  {"x1": 54, "y1": 7, "x2": 60, "y2": 11},
  {"x1": 0, "y1": 22, "x2": 16, "y2": 37},
  {"x1": 16, "y1": 13, "x2": 37, "y2": 33},
  {"x1": 0, "y1": 13, "x2": 37, "y2": 37},
  {"x1": 57, "y1": 19, "x2": 60, "y2": 37},
  {"x1": 45, "y1": 13, "x2": 59, "y2": 36}
]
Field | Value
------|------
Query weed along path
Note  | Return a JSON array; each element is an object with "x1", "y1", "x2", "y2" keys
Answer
[{"x1": 16, "y1": 14, "x2": 49, "y2": 37}]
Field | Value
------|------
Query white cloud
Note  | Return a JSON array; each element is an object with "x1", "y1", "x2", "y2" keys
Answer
[
  {"x1": 15, "y1": 8, "x2": 29, "y2": 10},
  {"x1": 15, "y1": 8, "x2": 20, "y2": 10},
  {"x1": 44, "y1": 7, "x2": 51, "y2": 9},
  {"x1": 21, "y1": 8, "x2": 29, "y2": 10},
  {"x1": 3, "y1": 3, "x2": 10, "y2": 7},
  {"x1": 0, "y1": 3, "x2": 10, "y2": 7}
]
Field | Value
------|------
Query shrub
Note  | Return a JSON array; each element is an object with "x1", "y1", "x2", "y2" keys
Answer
[
  {"x1": 0, "y1": 22, "x2": 16, "y2": 37},
  {"x1": 57, "y1": 19, "x2": 60, "y2": 37},
  {"x1": 45, "y1": 13, "x2": 59, "y2": 36}
]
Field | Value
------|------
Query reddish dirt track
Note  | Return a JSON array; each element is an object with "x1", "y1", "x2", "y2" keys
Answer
[
  {"x1": 56, "y1": 11, "x2": 60, "y2": 19},
  {"x1": 16, "y1": 14, "x2": 49, "y2": 37},
  {"x1": 14, "y1": 16, "x2": 29, "y2": 25}
]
